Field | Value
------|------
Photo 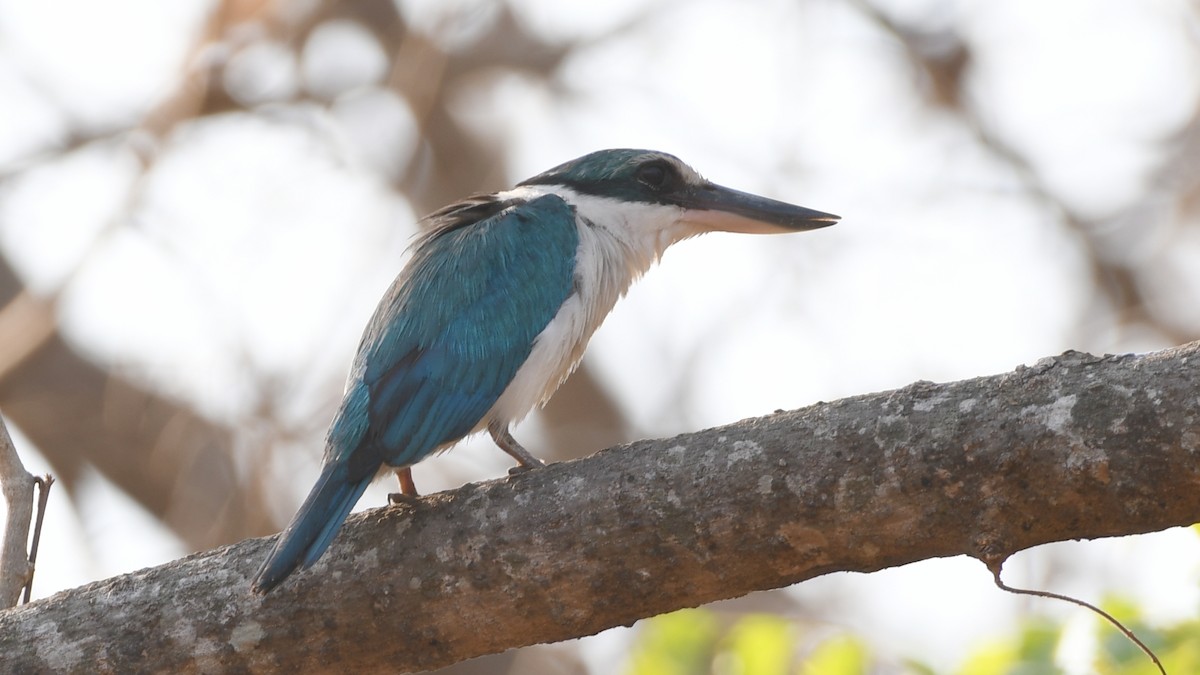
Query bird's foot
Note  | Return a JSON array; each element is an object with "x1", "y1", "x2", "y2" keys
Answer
[
  {"x1": 488, "y1": 421, "x2": 548, "y2": 475},
  {"x1": 388, "y1": 467, "x2": 420, "y2": 505},
  {"x1": 506, "y1": 460, "x2": 546, "y2": 477},
  {"x1": 388, "y1": 492, "x2": 418, "y2": 506}
]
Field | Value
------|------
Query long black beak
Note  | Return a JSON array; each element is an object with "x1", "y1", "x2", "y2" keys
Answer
[{"x1": 680, "y1": 181, "x2": 840, "y2": 234}]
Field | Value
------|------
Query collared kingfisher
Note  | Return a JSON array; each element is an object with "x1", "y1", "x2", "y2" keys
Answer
[{"x1": 251, "y1": 148, "x2": 838, "y2": 593}]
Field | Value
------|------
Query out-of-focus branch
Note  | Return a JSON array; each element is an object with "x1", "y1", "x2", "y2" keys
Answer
[
  {"x1": 1, "y1": 343, "x2": 1198, "y2": 673},
  {"x1": 0, "y1": 415, "x2": 33, "y2": 609},
  {"x1": 0, "y1": 0, "x2": 670, "y2": 555},
  {"x1": 855, "y1": 0, "x2": 1200, "y2": 347},
  {"x1": 0, "y1": 257, "x2": 277, "y2": 550},
  {"x1": 0, "y1": 0, "x2": 608, "y2": 553},
  {"x1": 0, "y1": 333, "x2": 275, "y2": 550}
]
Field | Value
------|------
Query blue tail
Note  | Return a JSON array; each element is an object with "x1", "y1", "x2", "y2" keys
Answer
[{"x1": 251, "y1": 459, "x2": 374, "y2": 594}]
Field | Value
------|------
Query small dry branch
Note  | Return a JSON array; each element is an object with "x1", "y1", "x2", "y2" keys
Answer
[{"x1": 0, "y1": 416, "x2": 34, "y2": 609}]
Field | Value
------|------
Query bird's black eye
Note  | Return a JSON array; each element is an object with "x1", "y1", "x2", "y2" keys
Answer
[{"x1": 635, "y1": 161, "x2": 672, "y2": 190}]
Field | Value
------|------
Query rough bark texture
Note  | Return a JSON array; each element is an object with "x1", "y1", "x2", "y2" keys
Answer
[{"x1": 2, "y1": 344, "x2": 1198, "y2": 673}]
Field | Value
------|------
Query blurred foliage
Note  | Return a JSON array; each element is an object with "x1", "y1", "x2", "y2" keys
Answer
[
  {"x1": 624, "y1": 610, "x2": 873, "y2": 675},
  {"x1": 1093, "y1": 597, "x2": 1200, "y2": 675},
  {"x1": 958, "y1": 618, "x2": 1060, "y2": 675},
  {"x1": 800, "y1": 634, "x2": 871, "y2": 675},
  {"x1": 624, "y1": 598, "x2": 1200, "y2": 675},
  {"x1": 625, "y1": 609, "x2": 721, "y2": 675}
]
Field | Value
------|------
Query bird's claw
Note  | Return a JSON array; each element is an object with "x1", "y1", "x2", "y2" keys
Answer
[{"x1": 507, "y1": 461, "x2": 546, "y2": 477}]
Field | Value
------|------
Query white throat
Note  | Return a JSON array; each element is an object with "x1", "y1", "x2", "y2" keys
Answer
[{"x1": 483, "y1": 185, "x2": 697, "y2": 428}]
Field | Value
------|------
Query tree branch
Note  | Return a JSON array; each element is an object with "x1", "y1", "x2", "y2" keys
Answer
[
  {"x1": 2, "y1": 343, "x2": 1199, "y2": 673},
  {"x1": 0, "y1": 416, "x2": 33, "y2": 609}
]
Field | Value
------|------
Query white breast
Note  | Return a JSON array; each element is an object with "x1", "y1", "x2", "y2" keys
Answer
[{"x1": 484, "y1": 186, "x2": 695, "y2": 427}]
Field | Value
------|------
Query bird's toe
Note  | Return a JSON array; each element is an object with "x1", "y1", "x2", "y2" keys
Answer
[{"x1": 388, "y1": 492, "x2": 419, "y2": 506}]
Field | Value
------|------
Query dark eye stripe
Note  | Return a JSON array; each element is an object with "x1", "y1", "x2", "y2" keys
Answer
[{"x1": 636, "y1": 160, "x2": 676, "y2": 190}]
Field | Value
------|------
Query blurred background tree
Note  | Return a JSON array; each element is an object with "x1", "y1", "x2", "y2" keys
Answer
[{"x1": 1, "y1": 0, "x2": 1198, "y2": 671}]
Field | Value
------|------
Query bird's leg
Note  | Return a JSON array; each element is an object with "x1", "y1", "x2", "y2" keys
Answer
[
  {"x1": 387, "y1": 467, "x2": 420, "y2": 505},
  {"x1": 487, "y1": 420, "x2": 546, "y2": 475}
]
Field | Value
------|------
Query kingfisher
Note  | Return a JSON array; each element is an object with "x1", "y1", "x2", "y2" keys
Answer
[{"x1": 251, "y1": 148, "x2": 838, "y2": 594}]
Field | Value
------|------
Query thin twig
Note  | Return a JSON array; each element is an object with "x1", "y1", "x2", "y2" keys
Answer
[
  {"x1": 986, "y1": 558, "x2": 1165, "y2": 674},
  {"x1": 22, "y1": 475, "x2": 53, "y2": 604}
]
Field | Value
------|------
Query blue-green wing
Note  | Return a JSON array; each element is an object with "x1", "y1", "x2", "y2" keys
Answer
[{"x1": 331, "y1": 193, "x2": 579, "y2": 480}]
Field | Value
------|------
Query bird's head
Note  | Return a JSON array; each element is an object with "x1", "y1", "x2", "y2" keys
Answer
[{"x1": 518, "y1": 149, "x2": 839, "y2": 237}]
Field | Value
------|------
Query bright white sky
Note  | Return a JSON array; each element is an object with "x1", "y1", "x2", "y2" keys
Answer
[{"x1": 1, "y1": 0, "x2": 1198, "y2": 671}]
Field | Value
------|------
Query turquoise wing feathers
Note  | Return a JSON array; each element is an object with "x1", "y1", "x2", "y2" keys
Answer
[{"x1": 251, "y1": 193, "x2": 579, "y2": 593}]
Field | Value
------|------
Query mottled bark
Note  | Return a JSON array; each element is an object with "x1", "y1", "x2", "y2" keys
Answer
[{"x1": 1, "y1": 344, "x2": 1198, "y2": 673}]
